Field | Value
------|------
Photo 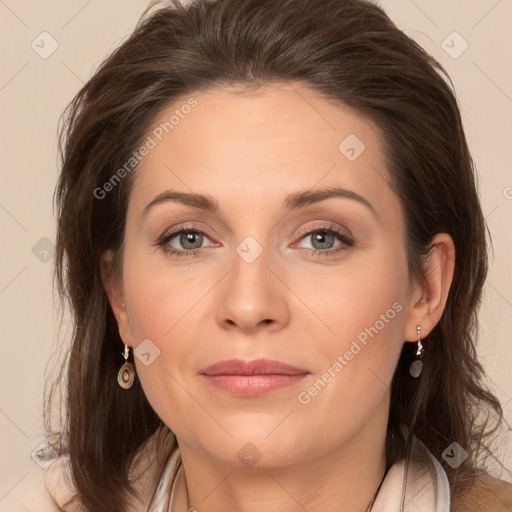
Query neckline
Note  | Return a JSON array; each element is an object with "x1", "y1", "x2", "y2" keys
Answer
[{"x1": 147, "y1": 431, "x2": 451, "y2": 511}]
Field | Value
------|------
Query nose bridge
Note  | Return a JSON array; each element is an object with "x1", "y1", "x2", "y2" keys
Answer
[
  {"x1": 215, "y1": 231, "x2": 290, "y2": 332},
  {"x1": 231, "y1": 234, "x2": 275, "y2": 310}
]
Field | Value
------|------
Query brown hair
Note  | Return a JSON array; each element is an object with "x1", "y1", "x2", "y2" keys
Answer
[{"x1": 49, "y1": 0, "x2": 507, "y2": 510}]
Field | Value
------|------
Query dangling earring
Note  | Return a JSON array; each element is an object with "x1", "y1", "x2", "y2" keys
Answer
[
  {"x1": 409, "y1": 325, "x2": 424, "y2": 378},
  {"x1": 118, "y1": 344, "x2": 135, "y2": 389}
]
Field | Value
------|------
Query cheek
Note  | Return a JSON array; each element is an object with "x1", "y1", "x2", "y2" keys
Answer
[
  {"x1": 293, "y1": 268, "x2": 407, "y2": 446},
  {"x1": 296, "y1": 247, "x2": 408, "y2": 355},
  {"x1": 122, "y1": 266, "x2": 198, "y2": 435},
  {"x1": 120, "y1": 249, "x2": 198, "y2": 411},
  {"x1": 293, "y1": 248, "x2": 408, "y2": 404},
  {"x1": 122, "y1": 246, "x2": 203, "y2": 341}
]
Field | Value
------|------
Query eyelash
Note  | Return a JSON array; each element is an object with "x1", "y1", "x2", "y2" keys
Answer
[{"x1": 156, "y1": 223, "x2": 354, "y2": 258}]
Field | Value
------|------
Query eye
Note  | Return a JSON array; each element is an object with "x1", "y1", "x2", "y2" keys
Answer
[
  {"x1": 156, "y1": 227, "x2": 216, "y2": 257},
  {"x1": 302, "y1": 230, "x2": 339, "y2": 250},
  {"x1": 295, "y1": 225, "x2": 354, "y2": 257},
  {"x1": 170, "y1": 230, "x2": 207, "y2": 250}
]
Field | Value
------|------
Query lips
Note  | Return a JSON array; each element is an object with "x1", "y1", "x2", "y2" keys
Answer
[{"x1": 200, "y1": 359, "x2": 310, "y2": 397}]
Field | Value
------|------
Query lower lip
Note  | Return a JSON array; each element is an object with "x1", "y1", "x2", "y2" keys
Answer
[{"x1": 201, "y1": 374, "x2": 309, "y2": 396}]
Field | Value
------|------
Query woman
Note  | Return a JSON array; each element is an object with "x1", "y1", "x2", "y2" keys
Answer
[{"x1": 2, "y1": 0, "x2": 511, "y2": 510}]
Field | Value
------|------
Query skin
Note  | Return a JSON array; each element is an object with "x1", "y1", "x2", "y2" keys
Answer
[{"x1": 103, "y1": 82, "x2": 455, "y2": 512}]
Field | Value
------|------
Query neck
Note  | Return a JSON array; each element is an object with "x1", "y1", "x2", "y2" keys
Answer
[{"x1": 178, "y1": 402, "x2": 389, "y2": 512}]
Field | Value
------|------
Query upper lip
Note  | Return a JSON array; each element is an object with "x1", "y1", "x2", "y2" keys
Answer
[{"x1": 200, "y1": 358, "x2": 309, "y2": 376}]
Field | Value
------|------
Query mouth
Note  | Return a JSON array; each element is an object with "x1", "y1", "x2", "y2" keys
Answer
[{"x1": 200, "y1": 358, "x2": 310, "y2": 397}]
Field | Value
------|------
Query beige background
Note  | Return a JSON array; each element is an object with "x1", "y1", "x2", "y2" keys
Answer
[{"x1": 0, "y1": 0, "x2": 511, "y2": 502}]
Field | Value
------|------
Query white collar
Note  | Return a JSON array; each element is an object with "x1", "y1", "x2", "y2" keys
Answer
[{"x1": 372, "y1": 435, "x2": 450, "y2": 511}]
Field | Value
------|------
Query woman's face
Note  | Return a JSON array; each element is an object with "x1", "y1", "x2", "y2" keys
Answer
[{"x1": 109, "y1": 83, "x2": 422, "y2": 468}]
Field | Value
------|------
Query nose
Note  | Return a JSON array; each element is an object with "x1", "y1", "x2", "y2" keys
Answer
[{"x1": 215, "y1": 243, "x2": 290, "y2": 335}]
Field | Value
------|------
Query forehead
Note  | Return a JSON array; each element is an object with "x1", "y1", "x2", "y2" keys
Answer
[{"x1": 129, "y1": 82, "x2": 395, "y2": 216}]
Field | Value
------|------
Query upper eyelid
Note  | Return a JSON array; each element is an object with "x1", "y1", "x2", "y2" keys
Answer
[
  {"x1": 161, "y1": 224, "x2": 216, "y2": 242},
  {"x1": 295, "y1": 222, "x2": 353, "y2": 239}
]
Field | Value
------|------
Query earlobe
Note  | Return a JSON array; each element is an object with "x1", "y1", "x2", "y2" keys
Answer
[{"x1": 403, "y1": 233, "x2": 456, "y2": 341}]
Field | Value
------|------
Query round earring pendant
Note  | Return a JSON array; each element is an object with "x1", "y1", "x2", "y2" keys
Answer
[
  {"x1": 409, "y1": 360, "x2": 423, "y2": 378},
  {"x1": 118, "y1": 362, "x2": 135, "y2": 389}
]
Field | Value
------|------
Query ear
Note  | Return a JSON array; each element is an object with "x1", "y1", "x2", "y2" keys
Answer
[
  {"x1": 402, "y1": 233, "x2": 456, "y2": 342},
  {"x1": 100, "y1": 250, "x2": 134, "y2": 348}
]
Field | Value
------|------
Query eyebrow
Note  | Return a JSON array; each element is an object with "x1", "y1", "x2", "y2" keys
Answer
[{"x1": 142, "y1": 186, "x2": 377, "y2": 217}]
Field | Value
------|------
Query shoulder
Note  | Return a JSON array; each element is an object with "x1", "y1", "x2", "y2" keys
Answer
[
  {"x1": 0, "y1": 426, "x2": 175, "y2": 512},
  {"x1": 0, "y1": 449, "x2": 168, "y2": 512},
  {"x1": 451, "y1": 474, "x2": 512, "y2": 512},
  {"x1": 0, "y1": 457, "x2": 80, "y2": 512}
]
